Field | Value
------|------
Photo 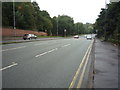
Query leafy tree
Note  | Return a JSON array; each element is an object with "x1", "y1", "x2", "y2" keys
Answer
[
  {"x1": 15, "y1": 2, "x2": 36, "y2": 30},
  {"x1": 51, "y1": 16, "x2": 57, "y2": 36},
  {"x1": 74, "y1": 22, "x2": 85, "y2": 35},
  {"x1": 2, "y1": 2, "x2": 13, "y2": 27},
  {"x1": 95, "y1": 1, "x2": 120, "y2": 44},
  {"x1": 52, "y1": 15, "x2": 74, "y2": 36}
]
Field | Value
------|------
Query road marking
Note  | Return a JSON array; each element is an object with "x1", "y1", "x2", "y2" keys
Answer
[
  {"x1": 77, "y1": 46, "x2": 92, "y2": 88},
  {"x1": 69, "y1": 44, "x2": 91, "y2": 88},
  {"x1": 1, "y1": 46, "x2": 26, "y2": 52},
  {"x1": 0, "y1": 62, "x2": 18, "y2": 71},
  {"x1": 69, "y1": 40, "x2": 94, "y2": 88},
  {"x1": 34, "y1": 43, "x2": 47, "y2": 46},
  {"x1": 61, "y1": 44, "x2": 71, "y2": 48},
  {"x1": 35, "y1": 48, "x2": 58, "y2": 57}
]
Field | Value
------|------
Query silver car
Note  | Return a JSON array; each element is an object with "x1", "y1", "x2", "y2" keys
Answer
[
  {"x1": 23, "y1": 34, "x2": 37, "y2": 40},
  {"x1": 86, "y1": 35, "x2": 92, "y2": 40}
]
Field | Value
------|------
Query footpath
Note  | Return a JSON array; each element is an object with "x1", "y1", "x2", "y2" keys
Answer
[
  {"x1": 0, "y1": 37, "x2": 62, "y2": 44},
  {"x1": 94, "y1": 39, "x2": 119, "y2": 89}
]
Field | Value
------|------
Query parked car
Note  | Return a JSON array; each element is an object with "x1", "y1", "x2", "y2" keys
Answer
[
  {"x1": 23, "y1": 34, "x2": 37, "y2": 40},
  {"x1": 86, "y1": 35, "x2": 92, "y2": 40},
  {"x1": 73, "y1": 35, "x2": 79, "y2": 39}
]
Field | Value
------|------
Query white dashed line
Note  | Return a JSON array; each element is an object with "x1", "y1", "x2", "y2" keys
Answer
[
  {"x1": 47, "y1": 48, "x2": 58, "y2": 53},
  {"x1": 35, "y1": 48, "x2": 58, "y2": 57},
  {"x1": 61, "y1": 44, "x2": 71, "y2": 48},
  {"x1": 0, "y1": 62, "x2": 18, "y2": 71},
  {"x1": 34, "y1": 43, "x2": 47, "y2": 46},
  {"x1": 1, "y1": 46, "x2": 26, "y2": 52}
]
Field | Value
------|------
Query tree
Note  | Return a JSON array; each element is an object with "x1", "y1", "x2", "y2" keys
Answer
[
  {"x1": 95, "y1": 1, "x2": 120, "y2": 44},
  {"x1": 2, "y1": 2, "x2": 14, "y2": 27},
  {"x1": 52, "y1": 15, "x2": 74, "y2": 36},
  {"x1": 74, "y1": 22, "x2": 86, "y2": 35},
  {"x1": 2, "y1": 1, "x2": 53, "y2": 34}
]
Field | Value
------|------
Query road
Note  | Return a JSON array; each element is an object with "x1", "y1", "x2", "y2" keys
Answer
[{"x1": 1, "y1": 37, "x2": 94, "y2": 88}]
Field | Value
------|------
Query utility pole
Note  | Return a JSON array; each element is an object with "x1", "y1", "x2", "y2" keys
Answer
[
  {"x1": 104, "y1": 0, "x2": 107, "y2": 41},
  {"x1": 64, "y1": 29, "x2": 66, "y2": 37},
  {"x1": 13, "y1": 0, "x2": 16, "y2": 30},
  {"x1": 57, "y1": 15, "x2": 59, "y2": 36},
  {"x1": 78, "y1": 23, "x2": 79, "y2": 35},
  {"x1": 13, "y1": 0, "x2": 16, "y2": 39}
]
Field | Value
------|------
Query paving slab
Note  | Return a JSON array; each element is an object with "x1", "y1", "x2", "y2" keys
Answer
[{"x1": 94, "y1": 39, "x2": 119, "y2": 88}]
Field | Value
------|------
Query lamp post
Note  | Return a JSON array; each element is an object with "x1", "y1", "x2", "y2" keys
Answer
[
  {"x1": 13, "y1": 0, "x2": 16, "y2": 39},
  {"x1": 45, "y1": 29, "x2": 47, "y2": 33},
  {"x1": 104, "y1": 0, "x2": 108, "y2": 41},
  {"x1": 13, "y1": 0, "x2": 16, "y2": 30},
  {"x1": 57, "y1": 15, "x2": 58, "y2": 36}
]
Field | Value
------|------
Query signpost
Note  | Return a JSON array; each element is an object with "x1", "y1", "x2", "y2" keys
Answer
[{"x1": 64, "y1": 29, "x2": 66, "y2": 37}]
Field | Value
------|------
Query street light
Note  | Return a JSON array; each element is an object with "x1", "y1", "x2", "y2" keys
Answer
[
  {"x1": 13, "y1": 0, "x2": 16, "y2": 39},
  {"x1": 13, "y1": 0, "x2": 16, "y2": 30},
  {"x1": 104, "y1": 0, "x2": 108, "y2": 41},
  {"x1": 45, "y1": 29, "x2": 47, "y2": 33},
  {"x1": 57, "y1": 15, "x2": 59, "y2": 36}
]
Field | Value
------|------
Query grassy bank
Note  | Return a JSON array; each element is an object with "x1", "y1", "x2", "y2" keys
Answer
[{"x1": 108, "y1": 39, "x2": 120, "y2": 46}]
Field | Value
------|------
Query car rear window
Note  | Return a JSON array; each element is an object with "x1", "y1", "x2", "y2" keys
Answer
[{"x1": 24, "y1": 34, "x2": 29, "y2": 36}]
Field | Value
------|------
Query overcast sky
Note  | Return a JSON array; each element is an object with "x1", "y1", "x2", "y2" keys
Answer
[{"x1": 33, "y1": 0, "x2": 110, "y2": 24}]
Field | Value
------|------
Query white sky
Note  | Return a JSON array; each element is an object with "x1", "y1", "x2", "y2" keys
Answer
[{"x1": 33, "y1": 0, "x2": 110, "y2": 24}]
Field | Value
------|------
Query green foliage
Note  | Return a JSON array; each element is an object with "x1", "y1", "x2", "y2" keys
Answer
[
  {"x1": 2, "y1": 2, "x2": 13, "y2": 27},
  {"x1": 52, "y1": 15, "x2": 74, "y2": 36},
  {"x1": 2, "y1": 1, "x2": 94, "y2": 37},
  {"x1": 83, "y1": 23, "x2": 94, "y2": 34},
  {"x1": 74, "y1": 22, "x2": 85, "y2": 34},
  {"x1": 2, "y1": 2, "x2": 53, "y2": 35},
  {"x1": 95, "y1": 1, "x2": 120, "y2": 43}
]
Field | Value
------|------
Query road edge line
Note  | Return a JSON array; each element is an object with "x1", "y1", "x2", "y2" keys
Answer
[
  {"x1": 77, "y1": 43, "x2": 92, "y2": 88},
  {"x1": 69, "y1": 40, "x2": 94, "y2": 88}
]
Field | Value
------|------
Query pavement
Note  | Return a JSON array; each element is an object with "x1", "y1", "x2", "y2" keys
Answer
[
  {"x1": 94, "y1": 39, "x2": 119, "y2": 88},
  {"x1": 0, "y1": 37, "x2": 63, "y2": 44}
]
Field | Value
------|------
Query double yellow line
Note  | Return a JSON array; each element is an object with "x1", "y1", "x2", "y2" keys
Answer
[{"x1": 69, "y1": 40, "x2": 94, "y2": 89}]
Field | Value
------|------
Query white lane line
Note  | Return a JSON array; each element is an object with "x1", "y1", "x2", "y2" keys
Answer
[
  {"x1": 34, "y1": 43, "x2": 47, "y2": 46},
  {"x1": 0, "y1": 62, "x2": 18, "y2": 71},
  {"x1": 47, "y1": 48, "x2": 58, "y2": 53},
  {"x1": 61, "y1": 44, "x2": 71, "y2": 48},
  {"x1": 35, "y1": 48, "x2": 58, "y2": 57},
  {"x1": 35, "y1": 52, "x2": 48, "y2": 57},
  {"x1": 1, "y1": 46, "x2": 26, "y2": 52}
]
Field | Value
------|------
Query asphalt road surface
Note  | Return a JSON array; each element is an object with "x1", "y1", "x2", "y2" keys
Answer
[{"x1": 1, "y1": 37, "x2": 93, "y2": 88}]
